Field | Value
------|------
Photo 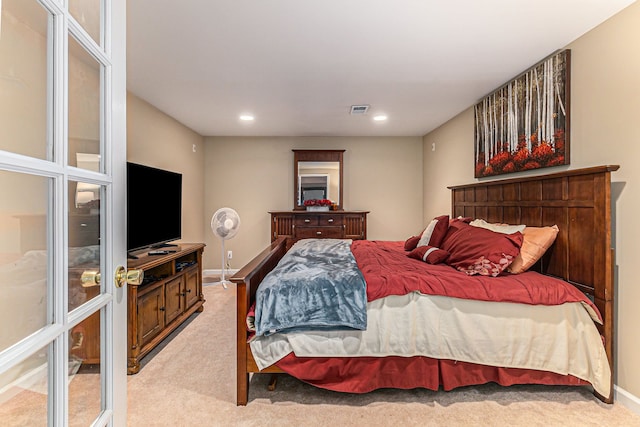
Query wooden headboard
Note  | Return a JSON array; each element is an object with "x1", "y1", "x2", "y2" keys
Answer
[{"x1": 449, "y1": 165, "x2": 619, "y2": 401}]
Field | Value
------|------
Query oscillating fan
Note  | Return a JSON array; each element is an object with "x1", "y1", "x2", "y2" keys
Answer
[{"x1": 210, "y1": 207, "x2": 241, "y2": 288}]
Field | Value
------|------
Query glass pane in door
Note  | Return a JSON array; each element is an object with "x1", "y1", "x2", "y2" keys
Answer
[
  {"x1": 68, "y1": 312, "x2": 101, "y2": 426},
  {"x1": 69, "y1": 0, "x2": 102, "y2": 46},
  {"x1": 0, "y1": 344, "x2": 50, "y2": 425},
  {"x1": 67, "y1": 177, "x2": 102, "y2": 424},
  {"x1": 0, "y1": 170, "x2": 50, "y2": 352},
  {"x1": 68, "y1": 36, "x2": 101, "y2": 170},
  {"x1": 0, "y1": 0, "x2": 51, "y2": 159}
]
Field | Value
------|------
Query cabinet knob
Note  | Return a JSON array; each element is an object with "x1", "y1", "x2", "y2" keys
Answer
[
  {"x1": 316, "y1": 231, "x2": 322, "y2": 235},
  {"x1": 304, "y1": 219, "x2": 310, "y2": 223},
  {"x1": 159, "y1": 307, "x2": 166, "y2": 311},
  {"x1": 327, "y1": 218, "x2": 333, "y2": 223}
]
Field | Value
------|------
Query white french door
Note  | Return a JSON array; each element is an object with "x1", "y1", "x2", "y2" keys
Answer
[{"x1": 0, "y1": 0, "x2": 127, "y2": 425}]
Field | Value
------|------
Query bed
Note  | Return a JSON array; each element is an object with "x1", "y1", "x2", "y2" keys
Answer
[{"x1": 231, "y1": 165, "x2": 618, "y2": 406}]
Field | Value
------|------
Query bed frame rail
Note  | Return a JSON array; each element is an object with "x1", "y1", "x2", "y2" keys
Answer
[{"x1": 230, "y1": 237, "x2": 287, "y2": 405}]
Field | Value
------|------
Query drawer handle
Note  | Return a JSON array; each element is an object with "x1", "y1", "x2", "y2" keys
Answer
[
  {"x1": 316, "y1": 231, "x2": 322, "y2": 235},
  {"x1": 304, "y1": 219, "x2": 311, "y2": 223},
  {"x1": 327, "y1": 219, "x2": 333, "y2": 223}
]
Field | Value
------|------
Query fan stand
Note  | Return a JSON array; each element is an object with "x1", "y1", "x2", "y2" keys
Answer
[{"x1": 212, "y1": 239, "x2": 233, "y2": 289}]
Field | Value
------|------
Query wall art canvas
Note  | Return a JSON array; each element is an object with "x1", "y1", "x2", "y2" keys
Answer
[{"x1": 474, "y1": 49, "x2": 570, "y2": 178}]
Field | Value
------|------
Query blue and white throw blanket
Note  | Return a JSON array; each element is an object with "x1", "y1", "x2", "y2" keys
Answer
[{"x1": 254, "y1": 239, "x2": 368, "y2": 336}]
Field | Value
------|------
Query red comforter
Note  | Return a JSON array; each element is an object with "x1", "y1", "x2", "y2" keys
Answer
[
  {"x1": 271, "y1": 240, "x2": 603, "y2": 395},
  {"x1": 352, "y1": 240, "x2": 601, "y2": 321}
]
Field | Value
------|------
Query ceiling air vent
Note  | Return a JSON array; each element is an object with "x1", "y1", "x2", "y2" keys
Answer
[{"x1": 350, "y1": 105, "x2": 369, "y2": 115}]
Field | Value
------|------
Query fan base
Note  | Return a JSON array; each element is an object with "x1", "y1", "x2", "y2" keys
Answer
[{"x1": 211, "y1": 279, "x2": 233, "y2": 289}]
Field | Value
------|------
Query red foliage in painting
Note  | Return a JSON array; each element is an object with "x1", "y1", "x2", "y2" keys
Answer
[
  {"x1": 502, "y1": 161, "x2": 516, "y2": 174},
  {"x1": 476, "y1": 128, "x2": 568, "y2": 176},
  {"x1": 488, "y1": 151, "x2": 511, "y2": 170},
  {"x1": 513, "y1": 148, "x2": 530, "y2": 166},
  {"x1": 532, "y1": 142, "x2": 554, "y2": 163},
  {"x1": 522, "y1": 161, "x2": 541, "y2": 170},
  {"x1": 547, "y1": 155, "x2": 565, "y2": 167},
  {"x1": 518, "y1": 134, "x2": 527, "y2": 146}
]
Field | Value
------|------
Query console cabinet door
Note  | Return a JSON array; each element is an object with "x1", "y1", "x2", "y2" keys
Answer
[
  {"x1": 138, "y1": 285, "x2": 165, "y2": 348},
  {"x1": 184, "y1": 268, "x2": 200, "y2": 308},
  {"x1": 164, "y1": 276, "x2": 184, "y2": 325}
]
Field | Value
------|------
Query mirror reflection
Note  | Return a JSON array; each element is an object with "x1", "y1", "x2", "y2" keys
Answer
[{"x1": 298, "y1": 161, "x2": 340, "y2": 205}]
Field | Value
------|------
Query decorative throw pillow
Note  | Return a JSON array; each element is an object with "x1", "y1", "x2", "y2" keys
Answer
[
  {"x1": 417, "y1": 215, "x2": 449, "y2": 248},
  {"x1": 404, "y1": 235, "x2": 421, "y2": 251},
  {"x1": 508, "y1": 225, "x2": 559, "y2": 274},
  {"x1": 441, "y1": 220, "x2": 523, "y2": 277},
  {"x1": 408, "y1": 245, "x2": 449, "y2": 264}
]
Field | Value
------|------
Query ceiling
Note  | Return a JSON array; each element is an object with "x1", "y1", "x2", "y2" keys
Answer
[{"x1": 126, "y1": 0, "x2": 636, "y2": 137}]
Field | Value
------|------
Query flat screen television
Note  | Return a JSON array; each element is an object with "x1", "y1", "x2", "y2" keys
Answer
[{"x1": 127, "y1": 162, "x2": 182, "y2": 253}]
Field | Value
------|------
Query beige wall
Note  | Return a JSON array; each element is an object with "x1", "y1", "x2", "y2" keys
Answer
[
  {"x1": 126, "y1": 93, "x2": 206, "y2": 249},
  {"x1": 423, "y1": 2, "x2": 640, "y2": 398},
  {"x1": 203, "y1": 136, "x2": 423, "y2": 269}
]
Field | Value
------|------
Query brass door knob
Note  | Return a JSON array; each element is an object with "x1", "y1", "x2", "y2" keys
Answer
[{"x1": 115, "y1": 266, "x2": 144, "y2": 288}]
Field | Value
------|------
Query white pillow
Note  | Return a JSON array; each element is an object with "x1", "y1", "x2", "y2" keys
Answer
[{"x1": 469, "y1": 218, "x2": 526, "y2": 234}]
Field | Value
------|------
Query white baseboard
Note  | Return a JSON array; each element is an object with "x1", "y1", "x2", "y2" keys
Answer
[{"x1": 615, "y1": 384, "x2": 640, "y2": 415}]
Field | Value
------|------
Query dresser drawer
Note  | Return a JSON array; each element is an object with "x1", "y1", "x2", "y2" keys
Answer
[
  {"x1": 319, "y1": 215, "x2": 343, "y2": 226},
  {"x1": 295, "y1": 226, "x2": 343, "y2": 239},
  {"x1": 294, "y1": 215, "x2": 319, "y2": 226}
]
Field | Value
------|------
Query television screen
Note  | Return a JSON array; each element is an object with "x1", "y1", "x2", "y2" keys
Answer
[{"x1": 127, "y1": 162, "x2": 182, "y2": 252}]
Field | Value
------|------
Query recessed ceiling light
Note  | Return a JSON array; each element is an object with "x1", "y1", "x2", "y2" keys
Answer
[
  {"x1": 373, "y1": 115, "x2": 388, "y2": 121},
  {"x1": 239, "y1": 114, "x2": 254, "y2": 121}
]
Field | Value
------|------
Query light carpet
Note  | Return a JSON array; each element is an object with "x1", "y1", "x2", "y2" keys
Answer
[{"x1": 126, "y1": 284, "x2": 640, "y2": 427}]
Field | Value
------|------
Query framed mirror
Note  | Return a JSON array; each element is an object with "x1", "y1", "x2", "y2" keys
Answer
[{"x1": 293, "y1": 149, "x2": 344, "y2": 210}]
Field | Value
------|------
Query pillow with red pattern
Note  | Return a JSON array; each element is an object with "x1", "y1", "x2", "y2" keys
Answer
[
  {"x1": 441, "y1": 220, "x2": 523, "y2": 277},
  {"x1": 408, "y1": 245, "x2": 449, "y2": 264},
  {"x1": 404, "y1": 235, "x2": 421, "y2": 251},
  {"x1": 417, "y1": 215, "x2": 449, "y2": 248}
]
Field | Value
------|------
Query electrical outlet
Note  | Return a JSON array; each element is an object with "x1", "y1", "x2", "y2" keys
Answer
[{"x1": 227, "y1": 250, "x2": 233, "y2": 260}]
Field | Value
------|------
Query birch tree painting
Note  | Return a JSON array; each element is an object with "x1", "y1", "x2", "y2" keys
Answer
[{"x1": 474, "y1": 50, "x2": 570, "y2": 178}]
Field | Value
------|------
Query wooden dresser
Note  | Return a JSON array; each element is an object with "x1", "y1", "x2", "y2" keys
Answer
[{"x1": 270, "y1": 210, "x2": 368, "y2": 249}]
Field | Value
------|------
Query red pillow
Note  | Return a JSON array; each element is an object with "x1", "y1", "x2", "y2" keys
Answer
[
  {"x1": 408, "y1": 245, "x2": 449, "y2": 264},
  {"x1": 417, "y1": 215, "x2": 450, "y2": 248},
  {"x1": 441, "y1": 220, "x2": 523, "y2": 277},
  {"x1": 404, "y1": 235, "x2": 421, "y2": 251}
]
